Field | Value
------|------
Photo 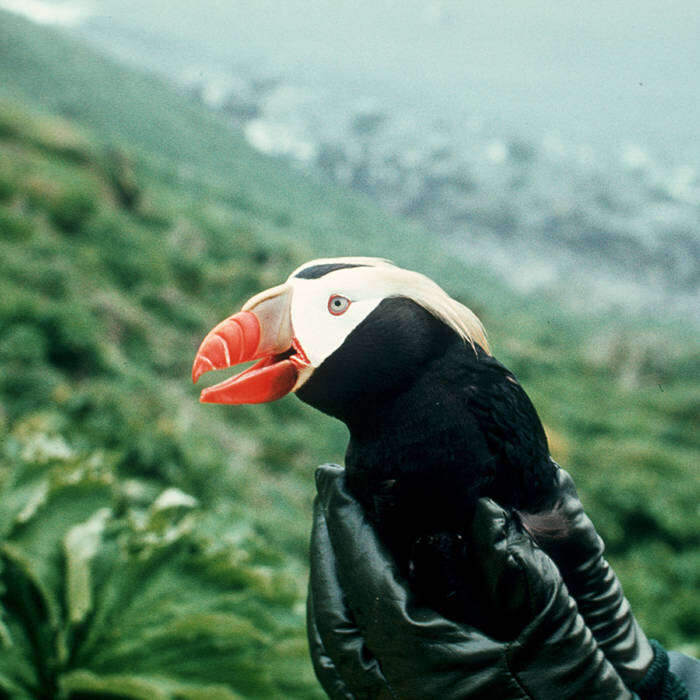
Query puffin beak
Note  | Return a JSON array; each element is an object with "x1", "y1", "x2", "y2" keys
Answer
[{"x1": 192, "y1": 284, "x2": 310, "y2": 404}]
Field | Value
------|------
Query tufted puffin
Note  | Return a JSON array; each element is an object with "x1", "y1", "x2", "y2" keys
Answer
[{"x1": 192, "y1": 257, "x2": 559, "y2": 631}]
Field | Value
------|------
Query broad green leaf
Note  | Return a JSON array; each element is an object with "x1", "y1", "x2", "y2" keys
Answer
[
  {"x1": 4, "y1": 472, "x2": 113, "y2": 633},
  {"x1": 0, "y1": 549, "x2": 55, "y2": 696},
  {"x1": 0, "y1": 614, "x2": 40, "y2": 698}
]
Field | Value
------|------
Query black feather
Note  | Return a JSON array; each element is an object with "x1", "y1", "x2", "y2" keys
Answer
[{"x1": 294, "y1": 262, "x2": 368, "y2": 279}]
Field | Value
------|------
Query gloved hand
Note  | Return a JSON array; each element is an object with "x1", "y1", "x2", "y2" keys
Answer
[
  {"x1": 308, "y1": 464, "x2": 631, "y2": 700},
  {"x1": 519, "y1": 465, "x2": 655, "y2": 691}
]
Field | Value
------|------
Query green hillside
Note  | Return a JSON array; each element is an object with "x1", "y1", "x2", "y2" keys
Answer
[{"x1": 0, "y1": 9, "x2": 697, "y2": 698}]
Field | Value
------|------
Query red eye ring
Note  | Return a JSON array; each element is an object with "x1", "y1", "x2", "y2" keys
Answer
[{"x1": 328, "y1": 294, "x2": 351, "y2": 316}]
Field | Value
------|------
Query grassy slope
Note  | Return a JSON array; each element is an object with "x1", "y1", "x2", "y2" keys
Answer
[{"x1": 0, "y1": 9, "x2": 697, "y2": 696}]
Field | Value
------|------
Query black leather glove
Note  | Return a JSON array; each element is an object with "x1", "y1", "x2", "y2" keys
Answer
[
  {"x1": 308, "y1": 464, "x2": 631, "y2": 700},
  {"x1": 519, "y1": 466, "x2": 689, "y2": 699}
]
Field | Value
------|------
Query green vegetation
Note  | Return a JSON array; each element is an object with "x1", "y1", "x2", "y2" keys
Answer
[{"x1": 0, "y1": 9, "x2": 697, "y2": 698}]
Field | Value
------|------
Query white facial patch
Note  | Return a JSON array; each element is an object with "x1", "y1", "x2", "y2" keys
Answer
[{"x1": 288, "y1": 268, "x2": 393, "y2": 367}]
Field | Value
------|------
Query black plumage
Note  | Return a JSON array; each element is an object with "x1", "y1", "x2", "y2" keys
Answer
[{"x1": 297, "y1": 297, "x2": 558, "y2": 629}]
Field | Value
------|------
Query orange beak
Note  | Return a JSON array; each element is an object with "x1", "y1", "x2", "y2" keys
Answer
[{"x1": 192, "y1": 284, "x2": 309, "y2": 404}]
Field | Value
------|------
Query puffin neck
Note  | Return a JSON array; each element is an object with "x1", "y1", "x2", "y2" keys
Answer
[{"x1": 345, "y1": 341, "x2": 474, "y2": 452}]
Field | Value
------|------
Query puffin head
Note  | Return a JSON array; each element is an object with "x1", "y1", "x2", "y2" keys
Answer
[{"x1": 192, "y1": 257, "x2": 489, "y2": 421}]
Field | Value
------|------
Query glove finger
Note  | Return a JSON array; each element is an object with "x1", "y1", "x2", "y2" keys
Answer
[
  {"x1": 467, "y1": 498, "x2": 563, "y2": 639},
  {"x1": 306, "y1": 586, "x2": 357, "y2": 700},
  {"x1": 309, "y1": 491, "x2": 392, "y2": 699}
]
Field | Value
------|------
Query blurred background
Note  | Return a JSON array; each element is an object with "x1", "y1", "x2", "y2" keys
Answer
[{"x1": 0, "y1": 1, "x2": 698, "y2": 697}]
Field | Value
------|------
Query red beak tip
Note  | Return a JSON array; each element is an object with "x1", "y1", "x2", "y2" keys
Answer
[{"x1": 192, "y1": 358, "x2": 208, "y2": 384}]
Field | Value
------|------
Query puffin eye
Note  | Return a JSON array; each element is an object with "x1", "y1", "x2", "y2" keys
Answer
[{"x1": 328, "y1": 294, "x2": 351, "y2": 316}]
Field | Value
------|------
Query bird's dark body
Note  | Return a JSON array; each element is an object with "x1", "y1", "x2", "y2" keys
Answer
[{"x1": 297, "y1": 297, "x2": 558, "y2": 630}]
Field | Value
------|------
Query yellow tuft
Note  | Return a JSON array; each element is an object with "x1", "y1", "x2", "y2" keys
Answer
[{"x1": 377, "y1": 266, "x2": 490, "y2": 354}]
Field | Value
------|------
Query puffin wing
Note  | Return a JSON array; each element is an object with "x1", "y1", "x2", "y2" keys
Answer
[{"x1": 465, "y1": 354, "x2": 553, "y2": 510}]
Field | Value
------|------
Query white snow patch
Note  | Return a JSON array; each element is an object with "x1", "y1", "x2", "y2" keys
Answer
[
  {"x1": 485, "y1": 139, "x2": 508, "y2": 164},
  {"x1": 244, "y1": 119, "x2": 316, "y2": 162}
]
